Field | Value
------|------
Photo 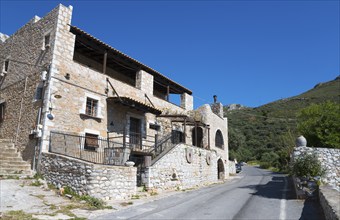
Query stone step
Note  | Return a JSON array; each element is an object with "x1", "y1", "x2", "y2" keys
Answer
[
  {"x1": 0, "y1": 157, "x2": 27, "y2": 162},
  {"x1": 0, "y1": 160, "x2": 31, "y2": 166},
  {"x1": 0, "y1": 152, "x2": 21, "y2": 158},
  {"x1": 0, "y1": 142, "x2": 15, "y2": 148},
  {"x1": 1, "y1": 164, "x2": 31, "y2": 170},
  {"x1": 0, "y1": 168, "x2": 32, "y2": 175},
  {"x1": 0, "y1": 139, "x2": 14, "y2": 146},
  {"x1": 1, "y1": 148, "x2": 18, "y2": 153}
]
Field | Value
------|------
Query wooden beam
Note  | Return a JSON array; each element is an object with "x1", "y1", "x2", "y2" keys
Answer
[
  {"x1": 166, "y1": 85, "x2": 170, "y2": 101},
  {"x1": 103, "y1": 51, "x2": 107, "y2": 74}
]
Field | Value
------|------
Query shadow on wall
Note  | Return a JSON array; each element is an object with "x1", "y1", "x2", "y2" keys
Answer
[{"x1": 22, "y1": 139, "x2": 37, "y2": 169}]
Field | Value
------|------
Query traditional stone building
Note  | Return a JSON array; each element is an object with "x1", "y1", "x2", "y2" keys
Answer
[{"x1": 0, "y1": 4, "x2": 229, "y2": 199}]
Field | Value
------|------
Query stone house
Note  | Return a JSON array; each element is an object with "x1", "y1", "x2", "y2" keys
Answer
[{"x1": 0, "y1": 4, "x2": 229, "y2": 199}]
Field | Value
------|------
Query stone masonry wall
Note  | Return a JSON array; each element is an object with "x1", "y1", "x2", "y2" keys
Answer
[
  {"x1": 319, "y1": 185, "x2": 340, "y2": 220},
  {"x1": 0, "y1": 5, "x2": 67, "y2": 165},
  {"x1": 144, "y1": 144, "x2": 227, "y2": 191},
  {"x1": 293, "y1": 146, "x2": 340, "y2": 191},
  {"x1": 229, "y1": 160, "x2": 236, "y2": 174},
  {"x1": 41, "y1": 152, "x2": 137, "y2": 200}
]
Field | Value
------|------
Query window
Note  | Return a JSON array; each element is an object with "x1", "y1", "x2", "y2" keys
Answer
[
  {"x1": 34, "y1": 82, "x2": 44, "y2": 101},
  {"x1": 0, "y1": 102, "x2": 5, "y2": 123},
  {"x1": 84, "y1": 133, "x2": 99, "y2": 151},
  {"x1": 85, "y1": 97, "x2": 98, "y2": 117},
  {"x1": 215, "y1": 130, "x2": 224, "y2": 149},
  {"x1": 43, "y1": 34, "x2": 50, "y2": 49},
  {"x1": 2, "y1": 60, "x2": 9, "y2": 73}
]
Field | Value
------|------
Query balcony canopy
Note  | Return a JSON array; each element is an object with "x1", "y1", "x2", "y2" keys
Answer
[
  {"x1": 70, "y1": 25, "x2": 192, "y2": 95},
  {"x1": 107, "y1": 96, "x2": 162, "y2": 115}
]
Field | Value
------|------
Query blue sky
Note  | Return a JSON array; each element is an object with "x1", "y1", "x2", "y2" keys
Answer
[{"x1": 1, "y1": 0, "x2": 339, "y2": 108}]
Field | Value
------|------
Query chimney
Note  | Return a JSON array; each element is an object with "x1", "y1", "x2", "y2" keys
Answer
[{"x1": 210, "y1": 95, "x2": 224, "y2": 118}]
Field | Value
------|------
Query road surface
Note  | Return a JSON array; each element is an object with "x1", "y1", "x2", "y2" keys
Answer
[{"x1": 95, "y1": 166, "x2": 324, "y2": 220}]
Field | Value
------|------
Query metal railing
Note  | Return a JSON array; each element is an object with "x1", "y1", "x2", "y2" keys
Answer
[
  {"x1": 107, "y1": 130, "x2": 156, "y2": 154},
  {"x1": 151, "y1": 130, "x2": 184, "y2": 158},
  {"x1": 49, "y1": 131, "x2": 127, "y2": 165},
  {"x1": 49, "y1": 130, "x2": 184, "y2": 166}
]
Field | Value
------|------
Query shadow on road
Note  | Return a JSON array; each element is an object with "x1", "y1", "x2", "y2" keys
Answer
[
  {"x1": 239, "y1": 168, "x2": 325, "y2": 220},
  {"x1": 299, "y1": 197, "x2": 325, "y2": 220}
]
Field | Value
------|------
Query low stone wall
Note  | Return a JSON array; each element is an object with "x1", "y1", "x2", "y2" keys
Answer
[
  {"x1": 229, "y1": 160, "x2": 236, "y2": 174},
  {"x1": 41, "y1": 152, "x2": 136, "y2": 200},
  {"x1": 319, "y1": 186, "x2": 340, "y2": 220},
  {"x1": 292, "y1": 146, "x2": 340, "y2": 191},
  {"x1": 144, "y1": 144, "x2": 227, "y2": 191}
]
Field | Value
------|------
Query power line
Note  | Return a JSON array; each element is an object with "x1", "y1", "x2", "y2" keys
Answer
[{"x1": 227, "y1": 110, "x2": 297, "y2": 121}]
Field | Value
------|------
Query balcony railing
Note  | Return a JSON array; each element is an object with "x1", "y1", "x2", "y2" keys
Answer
[
  {"x1": 49, "y1": 130, "x2": 184, "y2": 166},
  {"x1": 107, "y1": 130, "x2": 156, "y2": 154},
  {"x1": 49, "y1": 131, "x2": 128, "y2": 165}
]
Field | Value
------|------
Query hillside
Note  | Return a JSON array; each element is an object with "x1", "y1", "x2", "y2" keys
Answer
[{"x1": 225, "y1": 77, "x2": 339, "y2": 167}]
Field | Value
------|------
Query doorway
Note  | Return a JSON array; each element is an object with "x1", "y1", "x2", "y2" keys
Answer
[
  {"x1": 129, "y1": 117, "x2": 141, "y2": 149},
  {"x1": 192, "y1": 127, "x2": 203, "y2": 147},
  {"x1": 217, "y1": 159, "x2": 225, "y2": 180}
]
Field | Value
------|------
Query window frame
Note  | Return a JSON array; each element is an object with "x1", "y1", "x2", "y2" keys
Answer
[
  {"x1": 85, "y1": 97, "x2": 98, "y2": 117},
  {"x1": 0, "y1": 101, "x2": 5, "y2": 123},
  {"x1": 2, "y1": 59, "x2": 9, "y2": 73},
  {"x1": 215, "y1": 129, "x2": 224, "y2": 149},
  {"x1": 84, "y1": 133, "x2": 99, "y2": 151}
]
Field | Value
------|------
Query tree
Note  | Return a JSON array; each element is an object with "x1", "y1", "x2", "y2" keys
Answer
[{"x1": 297, "y1": 101, "x2": 340, "y2": 148}]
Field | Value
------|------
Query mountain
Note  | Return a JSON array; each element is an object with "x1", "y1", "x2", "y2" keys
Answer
[
  {"x1": 225, "y1": 104, "x2": 249, "y2": 111},
  {"x1": 224, "y1": 77, "x2": 340, "y2": 168}
]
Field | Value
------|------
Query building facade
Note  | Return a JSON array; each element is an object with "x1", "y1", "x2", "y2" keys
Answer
[{"x1": 0, "y1": 4, "x2": 229, "y2": 198}]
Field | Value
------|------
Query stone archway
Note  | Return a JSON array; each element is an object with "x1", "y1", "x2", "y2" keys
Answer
[
  {"x1": 217, "y1": 159, "x2": 225, "y2": 180},
  {"x1": 192, "y1": 127, "x2": 203, "y2": 148}
]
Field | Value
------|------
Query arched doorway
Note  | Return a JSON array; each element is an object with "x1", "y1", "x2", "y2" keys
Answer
[
  {"x1": 217, "y1": 159, "x2": 225, "y2": 180},
  {"x1": 192, "y1": 127, "x2": 203, "y2": 147}
]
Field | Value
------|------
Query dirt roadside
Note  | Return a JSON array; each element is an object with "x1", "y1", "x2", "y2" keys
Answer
[{"x1": 0, "y1": 177, "x2": 201, "y2": 220}]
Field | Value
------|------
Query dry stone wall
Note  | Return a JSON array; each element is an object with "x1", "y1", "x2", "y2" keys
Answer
[
  {"x1": 144, "y1": 144, "x2": 227, "y2": 191},
  {"x1": 41, "y1": 152, "x2": 137, "y2": 200},
  {"x1": 293, "y1": 146, "x2": 340, "y2": 191}
]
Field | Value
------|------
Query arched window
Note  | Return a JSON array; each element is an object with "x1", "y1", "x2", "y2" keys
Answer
[
  {"x1": 215, "y1": 130, "x2": 224, "y2": 149},
  {"x1": 192, "y1": 127, "x2": 203, "y2": 148}
]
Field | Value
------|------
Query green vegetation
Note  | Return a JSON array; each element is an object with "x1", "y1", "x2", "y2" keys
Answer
[
  {"x1": 290, "y1": 153, "x2": 325, "y2": 178},
  {"x1": 1, "y1": 210, "x2": 34, "y2": 220},
  {"x1": 298, "y1": 101, "x2": 340, "y2": 148},
  {"x1": 29, "y1": 180, "x2": 43, "y2": 187},
  {"x1": 226, "y1": 77, "x2": 339, "y2": 171},
  {"x1": 63, "y1": 186, "x2": 111, "y2": 209}
]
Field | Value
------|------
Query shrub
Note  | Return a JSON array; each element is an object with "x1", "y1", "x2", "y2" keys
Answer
[
  {"x1": 62, "y1": 186, "x2": 108, "y2": 209},
  {"x1": 290, "y1": 153, "x2": 325, "y2": 178}
]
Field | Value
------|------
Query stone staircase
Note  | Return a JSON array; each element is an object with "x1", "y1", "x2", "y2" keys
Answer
[{"x1": 0, "y1": 139, "x2": 32, "y2": 176}]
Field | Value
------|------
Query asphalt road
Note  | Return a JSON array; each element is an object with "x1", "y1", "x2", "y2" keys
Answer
[{"x1": 95, "y1": 166, "x2": 325, "y2": 220}]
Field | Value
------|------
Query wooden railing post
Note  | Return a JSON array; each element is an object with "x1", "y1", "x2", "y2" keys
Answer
[
  {"x1": 123, "y1": 128, "x2": 126, "y2": 148},
  {"x1": 154, "y1": 134, "x2": 158, "y2": 153}
]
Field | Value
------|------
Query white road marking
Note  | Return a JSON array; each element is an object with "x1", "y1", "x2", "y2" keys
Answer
[{"x1": 280, "y1": 177, "x2": 288, "y2": 220}]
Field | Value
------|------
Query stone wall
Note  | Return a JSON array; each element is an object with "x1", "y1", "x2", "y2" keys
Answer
[
  {"x1": 292, "y1": 146, "x2": 340, "y2": 191},
  {"x1": 41, "y1": 152, "x2": 137, "y2": 200},
  {"x1": 229, "y1": 160, "x2": 236, "y2": 174},
  {"x1": 144, "y1": 144, "x2": 227, "y2": 191},
  {"x1": 319, "y1": 186, "x2": 340, "y2": 220},
  {"x1": 0, "y1": 4, "x2": 68, "y2": 166}
]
